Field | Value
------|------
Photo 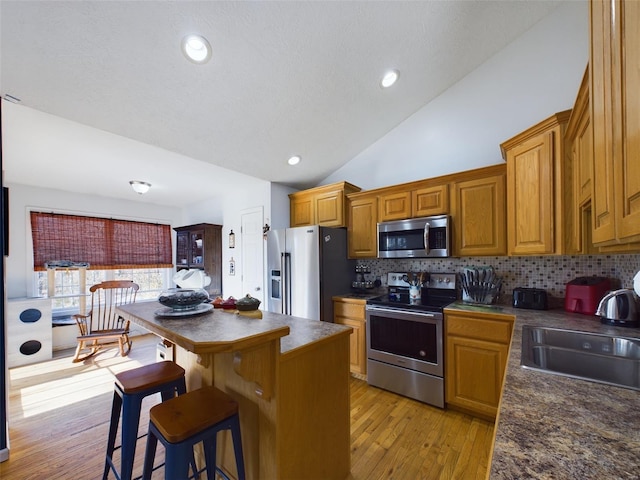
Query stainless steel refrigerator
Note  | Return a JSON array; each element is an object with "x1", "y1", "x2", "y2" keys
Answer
[{"x1": 267, "y1": 226, "x2": 354, "y2": 322}]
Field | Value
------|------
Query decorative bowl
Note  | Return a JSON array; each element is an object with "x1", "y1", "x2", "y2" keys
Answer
[
  {"x1": 158, "y1": 288, "x2": 209, "y2": 311},
  {"x1": 236, "y1": 294, "x2": 261, "y2": 311}
]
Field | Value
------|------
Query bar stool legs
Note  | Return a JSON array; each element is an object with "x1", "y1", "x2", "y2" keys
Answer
[
  {"x1": 102, "y1": 361, "x2": 188, "y2": 480},
  {"x1": 142, "y1": 385, "x2": 246, "y2": 480}
]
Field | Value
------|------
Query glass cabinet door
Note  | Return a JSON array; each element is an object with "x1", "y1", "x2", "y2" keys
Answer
[
  {"x1": 176, "y1": 231, "x2": 189, "y2": 267},
  {"x1": 190, "y1": 231, "x2": 204, "y2": 265}
]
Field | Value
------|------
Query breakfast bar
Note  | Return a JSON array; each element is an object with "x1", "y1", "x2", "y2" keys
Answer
[{"x1": 116, "y1": 302, "x2": 352, "y2": 480}]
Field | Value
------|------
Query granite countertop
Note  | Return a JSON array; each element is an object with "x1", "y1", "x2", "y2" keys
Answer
[
  {"x1": 117, "y1": 301, "x2": 351, "y2": 356},
  {"x1": 445, "y1": 302, "x2": 640, "y2": 479}
]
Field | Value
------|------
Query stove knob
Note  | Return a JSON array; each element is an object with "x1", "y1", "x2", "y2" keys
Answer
[{"x1": 444, "y1": 277, "x2": 450, "y2": 284}]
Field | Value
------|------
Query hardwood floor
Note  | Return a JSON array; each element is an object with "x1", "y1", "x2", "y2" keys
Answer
[{"x1": 1, "y1": 334, "x2": 494, "y2": 480}]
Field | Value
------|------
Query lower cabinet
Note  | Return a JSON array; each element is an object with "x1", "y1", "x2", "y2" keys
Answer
[
  {"x1": 444, "y1": 309, "x2": 514, "y2": 420},
  {"x1": 333, "y1": 297, "x2": 367, "y2": 377}
]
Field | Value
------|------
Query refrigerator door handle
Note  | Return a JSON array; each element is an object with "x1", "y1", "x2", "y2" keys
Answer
[{"x1": 282, "y1": 252, "x2": 292, "y2": 315}]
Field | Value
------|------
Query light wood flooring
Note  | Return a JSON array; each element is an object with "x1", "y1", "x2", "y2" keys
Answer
[{"x1": 1, "y1": 334, "x2": 494, "y2": 480}]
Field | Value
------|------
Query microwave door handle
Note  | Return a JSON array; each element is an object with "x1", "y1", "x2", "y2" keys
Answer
[{"x1": 424, "y1": 222, "x2": 430, "y2": 255}]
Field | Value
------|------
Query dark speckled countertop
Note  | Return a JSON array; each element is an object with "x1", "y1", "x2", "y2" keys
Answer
[
  {"x1": 445, "y1": 302, "x2": 640, "y2": 479},
  {"x1": 117, "y1": 301, "x2": 351, "y2": 356}
]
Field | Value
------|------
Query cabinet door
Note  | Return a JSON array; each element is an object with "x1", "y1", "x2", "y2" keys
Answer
[
  {"x1": 335, "y1": 316, "x2": 366, "y2": 376},
  {"x1": 176, "y1": 231, "x2": 190, "y2": 268},
  {"x1": 412, "y1": 184, "x2": 449, "y2": 217},
  {"x1": 614, "y1": 0, "x2": 640, "y2": 242},
  {"x1": 445, "y1": 335, "x2": 509, "y2": 419},
  {"x1": 378, "y1": 191, "x2": 411, "y2": 221},
  {"x1": 348, "y1": 196, "x2": 378, "y2": 258},
  {"x1": 590, "y1": 0, "x2": 617, "y2": 244},
  {"x1": 452, "y1": 174, "x2": 507, "y2": 256},
  {"x1": 290, "y1": 195, "x2": 314, "y2": 227},
  {"x1": 190, "y1": 230, "x2": 204, "y2": 266},
  {"x1": 315, "y1": 190, "x2": 343, "y2": 227},
  {"x1": 506, "y1": 131, "x2": 555, "y2": 255}
]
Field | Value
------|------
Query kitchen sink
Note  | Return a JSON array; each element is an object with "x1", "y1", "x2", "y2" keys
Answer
[{"x1": 520, "y1": 325, "x2": 640, "y2": 391}]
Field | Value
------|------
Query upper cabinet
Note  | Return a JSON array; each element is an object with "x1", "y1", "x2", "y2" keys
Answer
[
  {"x1": 347, "y1": 191, "x2": 378, "y2": 259},
  {"x1": 412, "y1": 184, "x2": 449, "y2": 217},
  {"x1": 450, "y1": 165, "x2": 507, "y2": 257},
  {"x1": 565, "y1": 67, "x2": 597, "y2": 254},
  {"x1": 174, "y1": 223, "x2": 222, "y2": 296},
  {"x1": 378, "y1": 190, "x2": 411, "y2": 222},
  {"x1": 501, "y1": 110, "x2": 572, "y2": 255},
  {"x1": 289, "y1": 181, "x2": 361, "y2": 228},
  {"x1": 590, "y1": 0, "x2": 640, "y2": 247}
]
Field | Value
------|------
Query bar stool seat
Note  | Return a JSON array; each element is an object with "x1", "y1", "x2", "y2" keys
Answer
[
  {"x1": 142, "y1": 385, "x2": 246, "y2": 480},
  {"x1": 103, "y1": 361, "x2": 188, "y2": 480}
]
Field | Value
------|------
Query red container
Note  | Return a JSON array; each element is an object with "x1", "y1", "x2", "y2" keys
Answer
[{"x1": 564, "y1": 277, "x2": 611, "y2": 315}]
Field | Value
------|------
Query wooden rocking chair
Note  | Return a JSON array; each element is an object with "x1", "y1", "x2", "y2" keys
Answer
[{"x1": 72, "y1": 280, "x2": 139, "y2": 363}]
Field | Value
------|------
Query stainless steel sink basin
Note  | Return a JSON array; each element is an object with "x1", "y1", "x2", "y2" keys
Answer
[{"x1": 521, "y1": 325, "x2": 640, "y2": 391}]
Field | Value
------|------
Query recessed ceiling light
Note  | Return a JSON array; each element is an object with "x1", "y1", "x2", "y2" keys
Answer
[
  {"x1": 129, "y1": 180, "x2": 151, "y2": 195},
  {"x1": 181, "y1": 34, "x2": 212, "y2": 64},
  {"x1": 288, "y1": 155, "x2": 301, "y2": 166},
  {"x1": 381, "y1": 69, "x2": 399, "y2": 88}
]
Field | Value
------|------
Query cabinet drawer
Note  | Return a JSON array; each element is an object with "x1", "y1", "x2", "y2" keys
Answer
[
  {"x1": 446, "y1": 313, "x2": 514, "y2": 344},
  {"x1": 334, "y1": 300, "x2": 366, "y2": 320}
]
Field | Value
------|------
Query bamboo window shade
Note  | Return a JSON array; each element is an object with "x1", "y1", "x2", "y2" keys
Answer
[{"x1": 30, "y1": 212, "x2": 173, "y2": 271}]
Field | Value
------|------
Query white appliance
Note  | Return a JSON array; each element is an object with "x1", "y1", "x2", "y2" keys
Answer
[
  {"x1": 7, "y1": 297, "x2": 52, "y2": 368},
  {"x1": 267, "y1": 226, "x2": 354, "y2": 322}
]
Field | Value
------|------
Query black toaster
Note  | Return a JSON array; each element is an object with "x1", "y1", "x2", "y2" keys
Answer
[{"x1": 513, "y1": 288, "x2": 548, "y2": 310}]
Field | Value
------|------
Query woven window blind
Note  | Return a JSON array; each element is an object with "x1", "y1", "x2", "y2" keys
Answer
[{"x1": 30, "y1": 212, "x2": 173, "y2": 271}]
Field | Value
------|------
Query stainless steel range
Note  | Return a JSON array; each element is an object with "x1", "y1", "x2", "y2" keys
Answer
[{"x1": 366, "y1": 272, "x2": 457, "y2": 408}]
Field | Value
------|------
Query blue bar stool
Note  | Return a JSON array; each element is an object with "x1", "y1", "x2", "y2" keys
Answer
[
  {"x1": 142, "y1": 385, "x2": 246, "y2": 480},
  {"x1": 103, "y1": 361, "x2": 189, "y2": 480}
]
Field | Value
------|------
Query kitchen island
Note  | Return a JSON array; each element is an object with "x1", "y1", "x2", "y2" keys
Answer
[
  {"x1": 446, "y1": 302, "x2": 640, "y2": 479},
  {"x1": 116, "y1": 302, "x2": 352, "y2": 480}
]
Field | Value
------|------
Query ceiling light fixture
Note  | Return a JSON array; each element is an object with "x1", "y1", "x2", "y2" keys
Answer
[
  {"x1": 288, "y1": 155, "x2": 301, "y2": 166},
  {"x1": 129, "y1": 180, "x2": 151, "y2": 195},
  {"x1": 381, "y1": 69, "x2": 400, "y2": 88},
  {"x1": 181, "y1": 34, "x2": 212, "y2": 64}
]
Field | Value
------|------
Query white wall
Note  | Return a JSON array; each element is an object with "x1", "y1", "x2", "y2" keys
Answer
[
  {"x1": 182, "y1": 181, "x2": 273, "y2": 299},
  {"x1": 4, "y1": 183, "x2": 183, "y2": 299},
  {"x1": 322, "y1": 1, "x2": 589, "y2": 190}
]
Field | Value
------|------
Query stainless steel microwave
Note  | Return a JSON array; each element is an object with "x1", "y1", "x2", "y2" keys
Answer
[{"x1": 377, "y1": 214, "x2": 451, "y2": 258}]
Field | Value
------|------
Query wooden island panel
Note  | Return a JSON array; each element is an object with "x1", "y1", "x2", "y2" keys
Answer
[{"x1": 116, "y1": 303, "x2": 352, "y2": 480}]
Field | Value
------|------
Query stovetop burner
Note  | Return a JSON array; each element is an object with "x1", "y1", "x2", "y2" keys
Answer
[{"x1": 366, "y1": 272, "x2": 457, "y2": 313}]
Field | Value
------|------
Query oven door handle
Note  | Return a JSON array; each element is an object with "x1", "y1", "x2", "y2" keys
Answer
[{"x1": 366, "y1": 306, "x2": 436, "y2": 318}]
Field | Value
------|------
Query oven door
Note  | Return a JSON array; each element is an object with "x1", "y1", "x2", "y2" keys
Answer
[{"x1": 366, "y1": 305, "x2": 443, "y2": 377}]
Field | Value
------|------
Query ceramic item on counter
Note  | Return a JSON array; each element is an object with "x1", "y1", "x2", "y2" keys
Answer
[
  {"x1": 158, "y1": 288, "x2": 209, "y2": 311},
  {"x1": 211, "y1": 296, "x2": 225, "y2": 308},
  {"x1": 221, "y1": 296, "x2": 237, "y2": 310},
  {"x1": 236, "y1": 294, "x2": 261, "y2": 311}
]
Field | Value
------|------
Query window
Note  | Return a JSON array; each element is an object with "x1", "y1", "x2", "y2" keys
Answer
[
  {"x1": 30, "y1": 211, "x2": 174, "y2": 315},
  {"x1": 37, "y1": 268, "x2": 172, "y2": 315}
]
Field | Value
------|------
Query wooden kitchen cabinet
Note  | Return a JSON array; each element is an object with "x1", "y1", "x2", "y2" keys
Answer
[
  {"x1": 412, "y1": 184, "x2": 449, "y2": 217},
  {"x1": 289, "y1": 181, "x2": 361, "y2": 227},
  {"x1": 347, "y1": 191, "x2": 378, "y2": 258},
  {"x1": 590, "y1": 0, "x2": 640, "y2": 247},
  {"x1": 333, "y1": 297, "x2": 367, "y2": 377},
  {"x1": 566, "y1": 67, "x2": 597, "y2": 254},
  {"x1": 174, "y1": 223, "x2": 222, "y2": 296},
  {"x1": 450, "y1": 165, "x2": 507, "y2": 256},
  {"x1": 378, "y1": 190, "x2": 411, "y2": 222},
  {"x1": 444, "y1": 309, "x2": 514, "y2": 420},
  {"x1": 501, "y1": 110, "x2": 572, "y2": 255}
]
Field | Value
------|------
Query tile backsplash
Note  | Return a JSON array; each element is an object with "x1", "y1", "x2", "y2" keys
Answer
[{"x1": 355, "y1": 254, "x2": 640, "y2": 307}]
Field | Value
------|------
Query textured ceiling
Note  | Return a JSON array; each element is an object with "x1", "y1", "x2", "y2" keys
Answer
[{"x1": 0, "y1": 0, "x2": 562, "y2": 205}]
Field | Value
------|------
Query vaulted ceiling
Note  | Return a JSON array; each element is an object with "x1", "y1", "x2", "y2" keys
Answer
[{"x1": 1, "y1": 0, "x2": 562, "y2": 205}]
